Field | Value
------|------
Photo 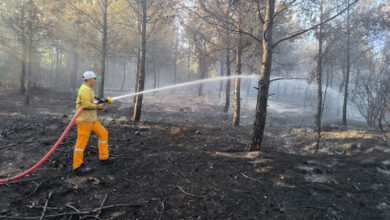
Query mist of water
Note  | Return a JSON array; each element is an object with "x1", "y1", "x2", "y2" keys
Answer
[
  {"x1": 108, "y1": 74, "x2": 365, "y2": 125},
  {"x1": 110, "y1": 74, "x2": 258, "y2": 101}
]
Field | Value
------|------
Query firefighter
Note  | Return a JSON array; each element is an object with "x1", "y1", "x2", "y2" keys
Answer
[{"x1": 73, "y1": 71, "x2": 113, "y2": 174}]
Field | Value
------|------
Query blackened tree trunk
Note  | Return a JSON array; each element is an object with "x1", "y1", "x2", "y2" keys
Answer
[
  {"x1": 315, "y1": 1, "x2": 324, "y2": 154},
  {"x1": 59, "y1": 50, "x2": 63, "y2": 81},
  {"x1": 249, "y1": 0, "x2": 275, "y2": 150},
  {"x1": 197, "y1": 48, "x2": 204, "y2": 96},
  {"x1": 219, "y1": 57, "x2": 224, "y2": 97},
  {"x1": 224, "y1": 46, "x2": 231, "y2": 112},
  {"x1": 20, "y1": 36, "x2": 27, "y2": 94},
  {"x1": 152, "y1": 38, "x2": 157, "y2": 89},
  {"x1": 71, "y1": 47, "x2": 79, "y2": 93},
  {"x1": 187, "y1": 42, "x2": 191, "y2": 81},
  {"x1": 378, "y1": 110, "x2": 384, "y2": 132},
  {"x1": 173, "y1": 29, "x2": 178, "y2": 87},
  {"x1": 132, "y1": 0, "x2": 147, "y2": 121},
  {"x1": 233, "y1": 10, "x2": 242, "y2": 126},
  {"x1": 157, "y1": 69, "x2": 160, "y2": 87},
  {"x1": 19, "y1": 6, "x2": 27, "y2": 94},
  {"x1": 98, "y1": 0, "x2": 108, "y2": 98},
  {"x1": 342, "y1": 0, "x2": 351, "y2": 126},
  {"x1": 54, "y1": 47, "x2": 60, "y2": 90},
  {"x1": 25, "y1": 22, "x2": 33, "y2": 106},
  {"x1": 134, "y1": 45, "x2": 140, "y2": 103},
  {"x1": 121, "y1": 56, "x2": 127, "y2": 91},
  {"x1": 246, "y1": 78, "x2": 252, "y2": 95}
]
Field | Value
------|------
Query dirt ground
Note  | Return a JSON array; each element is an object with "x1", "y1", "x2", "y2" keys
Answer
[{"x1": 0, "y1": 88, "x2": 390, "y2": 219}]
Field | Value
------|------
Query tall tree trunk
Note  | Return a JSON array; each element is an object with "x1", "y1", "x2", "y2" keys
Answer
[
  {"x1": 378, "y1": 110, "x2": 384, "y2": 132},
  {"x1": 55, "y1": 50, "x2": 63, "y2": 90},
  {"x1": 342, "y1": 0, "x2": 351, "y2": 126},
  {"x1": 315, "y1": 1, "x2": 324, "y2": 155},
  {"x1": 224, "y1": 46, "x2": 231, "y2": 112},
  {"x1": 50, "y1": 52, "x2": 55, "y2": 87},
  {"x1": 157, "y1": 69, "x2": 160, "y2": 87},
  {"x1": 19, "y1": 6, "x2": 27, "y2": 94},
  {"x1": 152, "y1": 38, "x2": 157, "y2": 89},
  {"x1": 121, "y1": 56, "x2": 127, "y2": 91},
  {"x1": 246, "y1": 78, "x2": 252, "y2": 95},
  {"x1": 219, "y1": 58, "x2": 224, "y2": 97},
  {"x1": 233, "y1": 10, "x2": 242, "y2": 126},
  {"x1": 99, "y1": 0, "x2": 108, "y2": 98},
  {"x1": 71, "y1": 47, "x2": 79, "y2": 93},
  {"x1": 187, "y1": 42, "x2": 191, "y2": 81},
  {"x1": 59, "y1": 50, "x2": 63, "y2": 82},
  {"x1": 25, "y1": 27, "x2": 33, "y2": 106},
  {"x1": 54, "y1": 47, "x2": 60, "y2": 90},
  {"x1": 304, "y1": 84, "x2": 309, "y2": 108},
  {"x1": 134, "y1": 37, "x2": 141, "y2": 103},
  {"x1": 249, "y1": 0, "x2": 275, "y2": 151},
  {"x1": 132, "y1": 0, "x2": 147, "y2": 121},
  {"x1": 173, "y1": 28, "x2": 178, "y2": 87},
  {"x1": 197, "y1": 48, "x2": 204, "y2": 96},
  {"x1": 339, "y1": 66, "x2": 345, "y2": 92},
  {"x1": 187, "y1": 42, "x2": 192, "y2": 81},
  {"x1": 20, "y1": 36, "x2": 27, "y2": 94}
]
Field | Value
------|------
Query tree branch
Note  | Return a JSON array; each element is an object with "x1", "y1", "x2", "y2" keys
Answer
[
  {"x1": 181, "y1": 2, "x2": 262, "y2": 43},
  {"x1": 270, "y1": 77, "x2": 308, "y2": 83},
  {"x1": 257, "y1": 0, "x2": 265, "y2": 24},
  {"x1": 273, "y1": 0, "x2": 297, "y2": 18},
  {"x1": 272, "y1": 0, "x2": 359, "y2": 48}
]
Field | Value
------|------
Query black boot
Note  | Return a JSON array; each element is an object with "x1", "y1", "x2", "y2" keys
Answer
[
  {"x1": 100, "y1": 157, "x2": 116, "y2": 164},
  {"x1": 73, "y1": 164, "x2": 92, "y2": 175}
]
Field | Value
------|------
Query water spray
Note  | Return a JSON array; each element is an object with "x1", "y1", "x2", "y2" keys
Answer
[{"x1": 109, "y1": 74, "x2": 258, "y2": 101}]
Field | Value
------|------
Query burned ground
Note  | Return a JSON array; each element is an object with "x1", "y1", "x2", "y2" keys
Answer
[{"x1": 0, "y1": 89, "x2": 389, "y2": 219}]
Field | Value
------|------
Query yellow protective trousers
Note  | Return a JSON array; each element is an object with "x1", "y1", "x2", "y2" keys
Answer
[{"x1": 73, "y1": 121, "x2": 109, "y2": 170}]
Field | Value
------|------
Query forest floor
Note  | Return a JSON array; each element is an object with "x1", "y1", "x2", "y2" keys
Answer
[{"x1": 0, "y1": 88, "x2": 390, "y2": 219}]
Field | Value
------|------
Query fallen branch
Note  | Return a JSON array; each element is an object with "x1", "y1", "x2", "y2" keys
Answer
[
  {"x1": 241, "y1": 173, "x2": 263, "y2": 183},
  {"x1": 158, "y1": 200, "x2": 165, "y2": 220},
  {"x1": 81, "y1": 215, "x2": 103, "y2": 220},
  {"x1": 0, "y1": 203, "x2": 142, "y2": 219},
  {"x1": 23, "y1": 182, "x2": 43, "y2": 199},
  {"x1": 39, "y1": 191, "x2": 53, "y2": 220},
  {"x1": 96, "y1": 194, "x2": 108, "y2": 218},
  {"x1": 352, "y1": 183, "x2": 360, "y2": 192},
  {"x1": 66, "y1": 204, "x2": 80, "y2": 213},
  {"x1": 176, "y1": 185, "x2": 205, "y2": 198},
  {"x1": 28, "y1": 206, "x2": 61, "y2": 212}
]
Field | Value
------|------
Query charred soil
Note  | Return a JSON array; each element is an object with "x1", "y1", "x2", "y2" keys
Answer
[{"x1": 0, "y1": 89, "x2": 389, "y2": 219}]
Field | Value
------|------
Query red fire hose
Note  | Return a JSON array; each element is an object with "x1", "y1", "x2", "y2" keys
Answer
[{"x1": 0, "y1": 108, "x2": 84, "y2": 183}]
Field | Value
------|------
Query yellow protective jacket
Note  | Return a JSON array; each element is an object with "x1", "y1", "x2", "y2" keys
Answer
[{"x1": 75, "y1": 84, "x2": 98, "y2": 122}]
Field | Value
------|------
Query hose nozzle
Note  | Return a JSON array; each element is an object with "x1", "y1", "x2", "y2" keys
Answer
[{"x1": 93, "y1": 96, "x2": 113, "y2": 104}]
